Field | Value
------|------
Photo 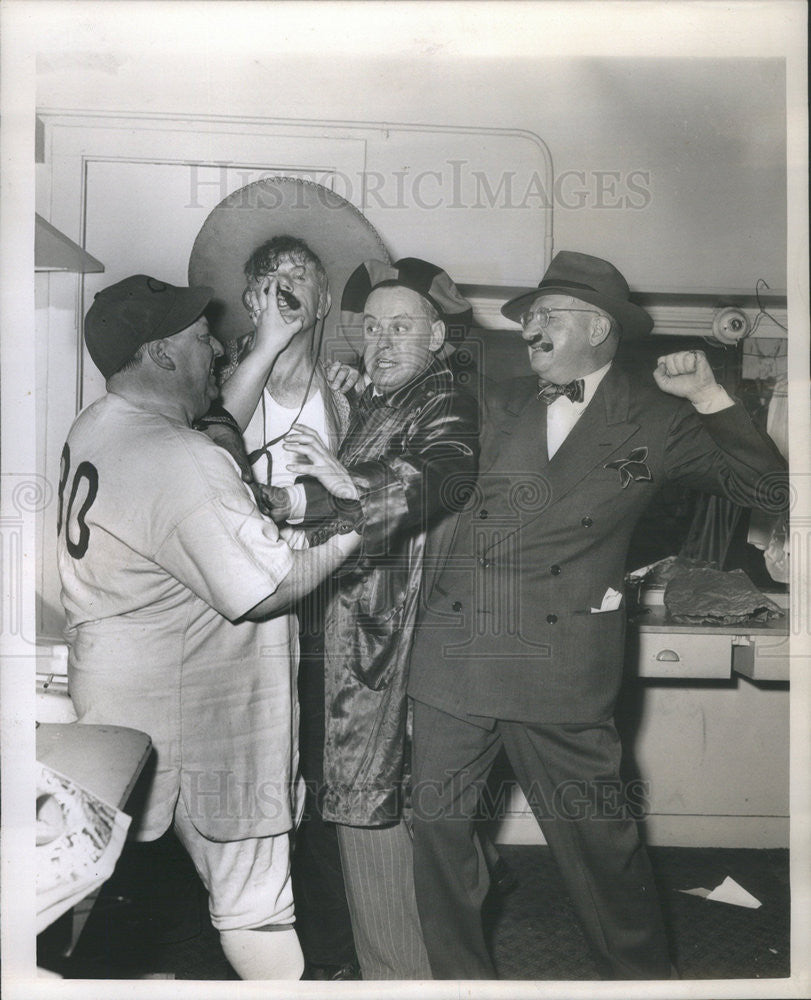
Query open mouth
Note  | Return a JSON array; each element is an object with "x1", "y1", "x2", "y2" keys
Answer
[{"x1": 375, "y1": 357, "x2": 397, "y2": 370}]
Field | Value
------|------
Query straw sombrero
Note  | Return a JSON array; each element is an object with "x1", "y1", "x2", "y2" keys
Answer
[{"x1": 188, "y1": 176, "x2": 391, "y2": 357}]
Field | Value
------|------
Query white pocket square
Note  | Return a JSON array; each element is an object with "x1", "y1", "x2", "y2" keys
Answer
[{"x1": 590, "y1": 588, "x2": 623, "y2": 614}]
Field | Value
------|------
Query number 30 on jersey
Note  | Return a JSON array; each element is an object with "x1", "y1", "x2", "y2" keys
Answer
[{"x1": 57, "y1": 443, "x2": 99, "y2": 559}]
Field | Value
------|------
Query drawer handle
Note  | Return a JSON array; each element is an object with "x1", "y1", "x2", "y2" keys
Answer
[{"x1": 655, "y1": 649, "x2": 681, "y2": 662}]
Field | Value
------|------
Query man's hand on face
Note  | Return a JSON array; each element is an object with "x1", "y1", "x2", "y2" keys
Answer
[
  {"x1": 653, "y1": 350, "x2": 732, "y2": 412},
  {"x1": 325, "y1": 360, "x2": 361, "y2": 395},
  {"x1": 245, "y1": 276, "x2": 305, "y2": 359}
]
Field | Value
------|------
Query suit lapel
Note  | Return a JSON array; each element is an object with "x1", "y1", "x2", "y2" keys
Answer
[
  {"x1": 498, "y1": 394, "x2": 549, "y2": 471},
  {"x1": 465, "y1": 368, "x2": 641, "y2": 559},
  {"x1": 481, "y1": 377, "x2": 546, "y2": 473},
  {"x1": 426, "y1": 377, "x2": 540, "y2": 593},
  {"x1": 541, "y1": 365, "x2": 639, "y2": 508}
]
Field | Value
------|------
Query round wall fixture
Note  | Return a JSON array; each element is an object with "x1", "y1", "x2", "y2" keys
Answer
[{"x1": 712, "y1": 307, "x2": 751, "y2": 344}]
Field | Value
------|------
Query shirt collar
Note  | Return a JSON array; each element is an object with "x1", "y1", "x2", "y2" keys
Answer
[{"x1": 366, "y1": 354, "x2": 453, "y2": 409}]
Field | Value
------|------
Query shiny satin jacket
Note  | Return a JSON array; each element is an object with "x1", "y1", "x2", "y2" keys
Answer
[{"x1": 301, "y1": 356, "x2": 479, "y2": 826}]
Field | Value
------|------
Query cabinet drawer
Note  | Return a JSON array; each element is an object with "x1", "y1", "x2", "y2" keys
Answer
[
  {"x1": 732, "y1": 634, "x2": 790, "y2": 682},
  {"x1": 637, "y1": 631, "x2": 732, "y2": 678}
]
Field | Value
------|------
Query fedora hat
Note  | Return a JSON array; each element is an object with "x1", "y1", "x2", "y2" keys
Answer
[
  {"x1": 501, "y1": 251, "x2": 652, "y2": 338},
  {"x1": 188, "y1": 177, "x2": 390, "y2": 354}
]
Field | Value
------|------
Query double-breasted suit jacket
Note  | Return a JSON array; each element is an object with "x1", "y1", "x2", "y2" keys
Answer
[{"x1": 408, "y1": 364, "x2": 787, "y2": 726}]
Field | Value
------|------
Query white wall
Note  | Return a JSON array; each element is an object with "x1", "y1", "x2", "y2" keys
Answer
[{"x1": 33, "y1": 8, "x2": 788, "y2": 291}]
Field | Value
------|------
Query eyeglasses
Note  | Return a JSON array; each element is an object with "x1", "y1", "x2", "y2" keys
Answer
[{"x1": 518, "y1": 306, "x2": 603, "y2": 329}]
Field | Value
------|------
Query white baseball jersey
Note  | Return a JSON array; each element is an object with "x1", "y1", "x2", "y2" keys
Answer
[{"x1": 58, "y1": 392, "x2": 300, "y2": 842}]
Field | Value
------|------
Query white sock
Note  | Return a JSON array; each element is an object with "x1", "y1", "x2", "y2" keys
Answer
[{"x1": 220, "y1": 926, "x2": 304, "y2": 980}]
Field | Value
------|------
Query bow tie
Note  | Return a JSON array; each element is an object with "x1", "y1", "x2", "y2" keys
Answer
[{"x1": 537, "y1": 378, "x2": 585, "y2": 405}]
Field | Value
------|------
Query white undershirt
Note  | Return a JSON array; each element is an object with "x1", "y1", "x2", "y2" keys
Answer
[
  {"x1": 243, "y1": 387, "x2": 329, "y2": 488},
  {"x1": 546, "y1": 362, "x2": 612, "y2": 459}
]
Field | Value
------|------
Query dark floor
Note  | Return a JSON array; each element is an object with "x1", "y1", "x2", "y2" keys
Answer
[{"x1": 38, "y1": 834, "x2": 790, "y2": 982}]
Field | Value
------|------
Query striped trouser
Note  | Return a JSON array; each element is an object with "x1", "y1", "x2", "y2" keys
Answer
[{"x1": 336, "y1": 820, "x2": 433, "y2": 980}]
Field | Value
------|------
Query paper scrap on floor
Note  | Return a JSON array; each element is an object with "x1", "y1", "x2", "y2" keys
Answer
[
  {"x1": 678, "y1": 876, "x2": 762, "y2": 908},
  {"x1": 36, "y1": 761, "x2": 131, "y2": 933}
]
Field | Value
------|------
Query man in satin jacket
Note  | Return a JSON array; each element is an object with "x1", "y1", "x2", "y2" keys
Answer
[
  {"x1": 266, "y1": 257, "x2": 480, "y2": 980},
  {"x1": 406, "y1": 251, "x2": 789, "y2": 980}
]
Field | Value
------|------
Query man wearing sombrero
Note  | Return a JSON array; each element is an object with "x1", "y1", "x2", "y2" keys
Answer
[
  {"x1": 406, "y1": 251, "x2": 788, "y2": 979},
  {"x1": 189, "y1": 178, "x2": 392, "y2": 979}
]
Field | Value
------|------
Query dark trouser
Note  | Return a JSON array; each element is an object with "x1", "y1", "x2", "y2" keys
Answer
[
  {"x1": 291, "y1": 621, "x2": 357, "y2": 968},
  {"x1": 411, "y1": 699, "x2": 672, "y2": 980}
]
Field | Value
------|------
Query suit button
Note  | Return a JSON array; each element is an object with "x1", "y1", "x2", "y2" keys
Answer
[
  {"x1": 478, "y1": 557, "x2": 491, "y2": 568},
  {"x1": 452, "y1": 601, "x2": 463, "y2": 612},
  {"x1": 479, "y1": 509, "x2": 488, "y2": 519},
  {"x1": 550, "y1": 564, "x2": 561, "y2": 575},
  {"x1": 546, "y1": 614, "x2": 557, "y2": 624},
  {"x1": 581, "y1": 516, "x2": 593, "y2": 527}
]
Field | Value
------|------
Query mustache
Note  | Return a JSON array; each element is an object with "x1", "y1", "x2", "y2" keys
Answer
[{"x1": 526, "y1": 334, "x2": 553, "y2": 351}]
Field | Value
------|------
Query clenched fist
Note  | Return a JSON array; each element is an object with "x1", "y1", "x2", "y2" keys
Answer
[
  {"x1": 653, "y1": 350, "x2": 732, "y2": 412},
  {"x1": 257, "y1": 484, "x2": 293, "y2": 522}
]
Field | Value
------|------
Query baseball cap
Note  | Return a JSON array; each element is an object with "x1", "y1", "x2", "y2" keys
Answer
[{"x1": 84, "y1": 274, "x2": 214, "y2": 378}]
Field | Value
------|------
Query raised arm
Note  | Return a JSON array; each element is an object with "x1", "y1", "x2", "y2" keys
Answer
[
  {"x1": 656, "y1": 351, "x2": 788, "y2": 512},
  {"x1": 220, "y1": 276, "x2": 304, "y2": 429}
]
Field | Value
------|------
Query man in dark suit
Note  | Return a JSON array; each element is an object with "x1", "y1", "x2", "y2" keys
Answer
[{"x1": 407, "y1": 251, "x2": 788, "y2": 980}]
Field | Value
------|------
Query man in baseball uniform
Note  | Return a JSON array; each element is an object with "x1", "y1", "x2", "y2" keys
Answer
[{"x1": 57, "y1": 274, "x2": 360, "y2": 980}]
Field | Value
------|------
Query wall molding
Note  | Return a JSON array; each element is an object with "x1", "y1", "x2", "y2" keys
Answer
[{"x1": 467, "y1": 295, "x2": 788, "y2": 339}]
